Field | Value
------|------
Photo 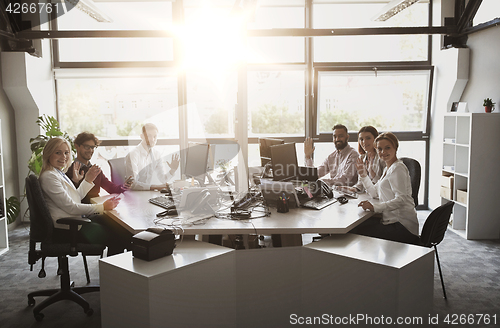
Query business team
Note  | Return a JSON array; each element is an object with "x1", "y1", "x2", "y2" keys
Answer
[{"x1": 38, "y1": 122, "x2": 418, "y2": 254}]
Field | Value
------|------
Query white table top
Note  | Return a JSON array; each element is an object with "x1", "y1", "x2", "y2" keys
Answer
[
  {"x1": 305, "y1": 233, "x2": 433, "y2": 269},
  {"x1": 93, "y1": 190, "x2": 374, "y2": 236},
  {"x1": 100, "y1": 240, "x2": 233, "y2": 278}
]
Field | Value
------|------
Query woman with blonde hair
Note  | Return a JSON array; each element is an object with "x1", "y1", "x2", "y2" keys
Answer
[
  {"x1": 353, "y1": 132, "x2": 419, "y2": 244},
  {"x1": 39, "y1": 137, "x2": 130, "y2": 255}
]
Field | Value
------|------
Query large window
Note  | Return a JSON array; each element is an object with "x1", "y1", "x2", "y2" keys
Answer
[
  {"x1": 186, "y1": 71, "x2": 237, "y2": 138},
  {"x1": 248, "y1": 70, "x2": 305, "y2": 137},
  {"x1": 55, "y1": 2, "x2": 174, "y2": 63},
  {"x1": 313, "y1": 1, "x2": 429, "y2": 62},
  {"x1": 56, "y1": 74, "x2": 179, "y2": 140},
  {"x1": 53, "y1": 0, "x2": 433, "y2": 206},
  {"x1": 316, "y1": 70, "x2": 431, "y2": 133}
]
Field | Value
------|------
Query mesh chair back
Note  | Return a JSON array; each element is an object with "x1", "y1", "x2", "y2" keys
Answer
[
  {"x1": 108, "y1": 157, "x2": 126, "y2": 185},
  {"x1": 401, "y1": 157, "x2": 421, "y2": 207},
  {"x1": 420, "y1": 202, "x2": 454, "y2": 247},
  {"x1": 26, "y1": 174, "x2": 54, "y2": 243}
]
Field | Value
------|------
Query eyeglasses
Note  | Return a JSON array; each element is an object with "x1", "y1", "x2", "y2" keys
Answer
[{"x1": 81, "y1": 144, "x2": 98, "y2": 150}]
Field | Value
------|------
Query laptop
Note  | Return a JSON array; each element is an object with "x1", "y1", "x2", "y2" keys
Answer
[
  {"x1": 260, "y1": 180, "x2": 301, "y2": 208},
  {"x1": 259, "y1": 179, "x2": 337, "y2": 210}
]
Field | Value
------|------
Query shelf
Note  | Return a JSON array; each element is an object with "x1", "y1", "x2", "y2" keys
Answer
[
  {"x1": 454, "y1": 171, "x2": 468, "y2": 178},
  {"x1": 442, "y1": 113, "x2": 500, "y2": 239},
  {"x1": 0, "y1": 120, "x2": 8, "y2": 254}
]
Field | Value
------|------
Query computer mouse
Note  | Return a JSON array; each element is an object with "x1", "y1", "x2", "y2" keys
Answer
[{"x1": 337, "y1": 196, "x2": 348, "y2": 204}]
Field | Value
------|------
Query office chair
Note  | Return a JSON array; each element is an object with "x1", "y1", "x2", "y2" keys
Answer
[
  {"x1": 401, "y1": 157, "x2": 421, "y2": 208},
  {"x1": 108, "y1": 157, "x2": 126, "y2": 185},
  {"x1": 417, "y1": 201, "x2": 454, "y2": 299},
  {"x1": 26, "y1": 174, "x2": 105, "y2": 321}
]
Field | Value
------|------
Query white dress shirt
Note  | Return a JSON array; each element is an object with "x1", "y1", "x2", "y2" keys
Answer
[
  {"x1": 125, "y1": 142, "x2": 174, "y2": 190},
  {"x1": 359, "y1": 159, "x2": 419, "y2": 236},
  {"x1": 305, "y1": 144, "x2": 359, "y2": 187},
  {"x1": 39, "y1": 168, "x2": 104, "y2": 230}
]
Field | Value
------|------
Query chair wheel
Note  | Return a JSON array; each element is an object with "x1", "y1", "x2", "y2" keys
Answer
[
  {"x1": 28, "y1": 297, "x2": 35, "y2": 307},
  {"x1": 34, "y1": 312, "x2": 44, "y2": 321},
  {"x1": 85, "y1": 308, "x2": 94, "y2": 316}
]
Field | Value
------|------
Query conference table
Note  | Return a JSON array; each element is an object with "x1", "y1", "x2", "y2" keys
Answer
[
  {"x1": 96, "y1": 189, "x2": 434, "y2": 328},
  {"x1": 93, "y1": 189, "x2": 375, "y2": 237}
]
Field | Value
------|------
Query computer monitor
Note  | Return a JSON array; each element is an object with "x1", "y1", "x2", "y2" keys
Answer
[
  {"x1": 270, "y1": 142, "x2": 298, "y2": 181},
  {"x1": 259, "y1": 138, "x2": 284, "y2": 166},
  {"x1": 206, "y1": 141, "x2": 240, "y2": 172},
  {"x1": 184, "y1": 143, "x2": 210, "y2": 185}
]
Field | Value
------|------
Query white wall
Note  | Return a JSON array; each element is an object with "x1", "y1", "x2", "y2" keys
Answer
[
  {"x1": 0, "y1": 62, "x2": 20, "y2": 227},
  {"x1": 460, "y1": 26, "x2": 500, "y2": 111},
  {"x1": 1, "y1": 39, "x2": 56, "y2": 221},
  {"x1": 428, "y1": 0, "x2": 500, "y2": 210}
]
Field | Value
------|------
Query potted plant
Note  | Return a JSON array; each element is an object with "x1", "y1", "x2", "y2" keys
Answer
[
  {"x1": 28, "y1": 115, "x2": 75, "y2": 176},
  {"x1": 483, "y1": 98, "x2": 495, "y2": 113}
]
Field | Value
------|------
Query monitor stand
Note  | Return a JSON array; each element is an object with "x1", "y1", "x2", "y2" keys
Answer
[
  {"x1": 261, "y1": 163, "x2": 273, "y2": 179},
  {"x1": 191, "y1": 172, "x2": 217, "y2": 187}
]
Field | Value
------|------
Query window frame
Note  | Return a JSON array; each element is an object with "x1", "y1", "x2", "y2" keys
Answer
[{"x1": 51, "y1": 0, "x2": 434, "y2": 208}]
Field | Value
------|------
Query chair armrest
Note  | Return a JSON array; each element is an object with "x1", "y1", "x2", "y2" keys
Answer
[
  {"x1": 56, "y1": 217, "x2": 91, "y2": 226},
  {"x1": 56, "y1": 217, "x2": 91, "y2": 256}
]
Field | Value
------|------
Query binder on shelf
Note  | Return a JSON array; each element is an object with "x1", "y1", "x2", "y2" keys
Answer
[{"x1": 443, "y1": 138, "x2": 456, "y2": 143}]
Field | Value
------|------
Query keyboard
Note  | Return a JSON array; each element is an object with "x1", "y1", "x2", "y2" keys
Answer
[
  {"x1": 342, "y1": 191, "x2": 358, "y2": 198},
  {"x1": 301, "y1": 197, "x2": 337, "y2": 210},
  {"x1": 149, "y1": 196, "x2": 176, "y2": 209}
]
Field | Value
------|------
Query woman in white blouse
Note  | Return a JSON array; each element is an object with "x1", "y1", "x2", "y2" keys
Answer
[
  {"x1": 353, "y1": 132, "x2": 419, "y2": 244},
  {"x1": 39, "y1": 137, "x2": 130, "y2": 255}
]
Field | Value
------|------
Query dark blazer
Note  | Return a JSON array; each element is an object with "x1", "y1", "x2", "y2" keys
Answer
[{"x1": 66, "y1": 161, "x2": 126, "y2": 204}]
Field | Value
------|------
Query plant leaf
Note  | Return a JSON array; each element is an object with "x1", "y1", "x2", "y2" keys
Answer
[{"x1": 6, "y1": 196, "x2": 21, "y2": 225}]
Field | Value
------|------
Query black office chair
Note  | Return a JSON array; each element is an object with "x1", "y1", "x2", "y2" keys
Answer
[
  {"x1": 108, "y1": 157, "x2": 126, "y2": 185},
  {"x1": 401, "y1": 157, "x2": 421, "y2": 208},
  {"x1": 417, "y1": 201, "x2": 454, "y2": 299},
  {"x1": 26, "y1": 174, "x2": 105, "y2": 321}
]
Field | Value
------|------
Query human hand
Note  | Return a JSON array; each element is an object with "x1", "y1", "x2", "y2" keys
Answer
[
  {"x1": 122, "y1": 176, "x2": 133, "y2": 190},
  {"x1": 166, "y1": 153, "x2": 180, "y2": 172},
  {"x1": 304, "y1": 137, "x2": 315, "y2": 159},
  {"x1": 103, "y1": 196, "x2": 120, "y2": 211},
  {"x1": 72, "y1": 162, "x2": 84, "y2": 183},
  {"x1": 356, "y1": 157, "x2": 367, "y2": 178},
  {"x1": 85, "y1": 164, "x2": 101, "y2": 183},
  {"x1": 358, "y1": 200, "x2": 374, "y2": 211},
  {"x1": 150, "y1": 184, "x2": 166, "y2": 191}
]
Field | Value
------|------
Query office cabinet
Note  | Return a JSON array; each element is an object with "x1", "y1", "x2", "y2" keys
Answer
[
  {"x1": 0, "y1": 120, "x2": 8, "y2": 255},
  {"x1": 441, "y1": 113, "x2": 500, "y2": 239}
]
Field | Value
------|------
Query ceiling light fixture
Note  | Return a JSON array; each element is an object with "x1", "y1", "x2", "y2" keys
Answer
[
  {"x1": 64, "y1": 0, "x2": 113, "y2": 23},
  {"x1": 373, "y1": 0, "x2": 421, "y2": 22}
]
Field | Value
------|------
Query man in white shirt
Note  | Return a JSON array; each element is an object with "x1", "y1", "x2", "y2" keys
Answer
[
  {"x1": 304, "y1": 124, "x2": 359, "y2": 188},
  {"x1": 125, "y1": 123, "x2": 180, "y2": 190}
]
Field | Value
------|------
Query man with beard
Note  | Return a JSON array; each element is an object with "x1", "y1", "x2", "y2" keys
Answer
[
  {"x1": 66, "y1": 132, "x2": 132, "y2": 204},
  {"x1": 304, "y1": 124, "x2": 359, "y2": 188}
]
